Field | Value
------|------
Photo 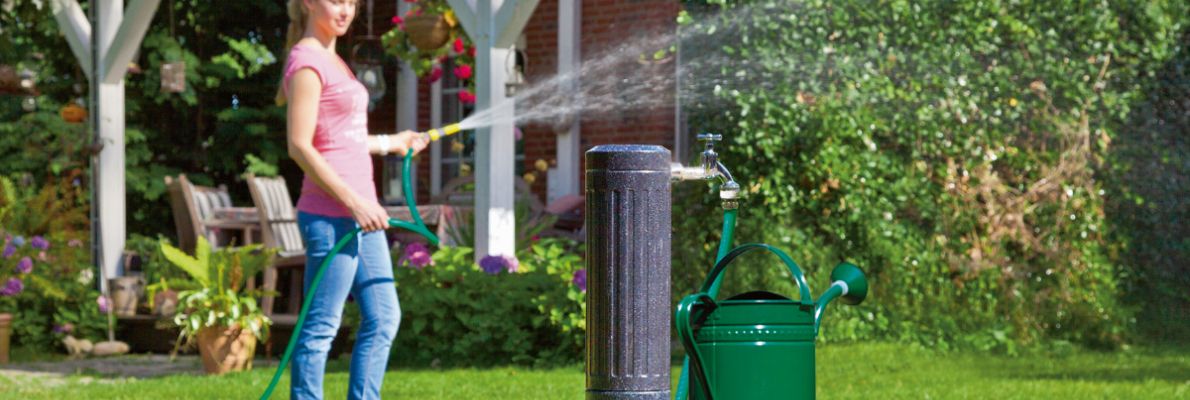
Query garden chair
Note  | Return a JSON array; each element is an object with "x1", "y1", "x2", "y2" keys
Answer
[
  {"x1": 245, "y1": 174, "x2": 306, "y2": 325},
  {"x1": 163, "y1": 174, "x2": 237, "y2": 254},
  {"x1": 431, "y1": 176, "x2": 584, "y2": 242}
]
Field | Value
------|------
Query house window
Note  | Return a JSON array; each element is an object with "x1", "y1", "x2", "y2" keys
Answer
[{"x1": 430, "y1": 56, "x2": 526, "y2": 195}]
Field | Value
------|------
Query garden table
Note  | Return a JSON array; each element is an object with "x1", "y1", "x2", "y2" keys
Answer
[{"x1": 211, "y1": 204, "x2": 466, "y2": 245}]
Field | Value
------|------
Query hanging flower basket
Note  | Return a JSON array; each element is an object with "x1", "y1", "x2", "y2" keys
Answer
[{"x1": 405, "y1": 14, "x2": 451, "y2": 51}]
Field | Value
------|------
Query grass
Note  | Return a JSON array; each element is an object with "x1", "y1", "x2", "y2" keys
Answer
[{"x1": 0, "y1": 342, "x2": 1187, "y2": 399}]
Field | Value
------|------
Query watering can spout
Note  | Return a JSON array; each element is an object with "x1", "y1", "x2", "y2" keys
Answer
[{"x1": 814, "y1": 262, "x2": 869, "y2": 332}]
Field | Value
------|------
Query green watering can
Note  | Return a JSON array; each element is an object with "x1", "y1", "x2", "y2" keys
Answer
[{"x1": 676, "y1": 243, "x2": 869, "y2": 400}]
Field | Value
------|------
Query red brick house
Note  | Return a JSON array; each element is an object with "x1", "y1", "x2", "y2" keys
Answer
[{"x1": 356, "y1": 0, "x2": 685, "y2": 210}]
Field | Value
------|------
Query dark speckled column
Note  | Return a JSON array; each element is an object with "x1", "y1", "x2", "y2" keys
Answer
[{"x1": 585, "y1": 145, "x2": 671, "y2": 400}]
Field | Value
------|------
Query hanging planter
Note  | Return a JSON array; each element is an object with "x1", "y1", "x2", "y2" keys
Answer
[
  {"x1": 60, "y1": 103, "x2": 87, "y2": 123},
  {"x1": 404, "y1": 14, "x2": 451, "y2": 50},
  {"x1": 160, "y1": 61, "x2": 186, "y2": 93}
]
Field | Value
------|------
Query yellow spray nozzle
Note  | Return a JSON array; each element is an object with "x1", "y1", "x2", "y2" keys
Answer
[{"x1": 423, "y1": 123, "x2": 462, "y2": 141}]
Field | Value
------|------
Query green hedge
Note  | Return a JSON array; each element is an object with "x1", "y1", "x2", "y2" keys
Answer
[
  {"x1": 386, "y1": 239, "x2": 586, "y2": 367},
  {"x1": 674, "y1": 0, "x2": 1189, "y2": 350}
]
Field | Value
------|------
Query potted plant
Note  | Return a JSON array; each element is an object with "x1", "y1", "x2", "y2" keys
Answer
[
  {"x1": 383, "y1": 1, "x2": 478, "y2": 104},
  {"x1": 160, "y1": 237, "x2": 276, "y2": 374}
]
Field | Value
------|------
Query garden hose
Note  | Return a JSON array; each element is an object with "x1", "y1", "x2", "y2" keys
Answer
[
  {"x1": 674, "y1": 207, "x2": 738, "y2": 400},
  {"x1": 260, "y1": 151, "x2": 438, "y2": 400}
]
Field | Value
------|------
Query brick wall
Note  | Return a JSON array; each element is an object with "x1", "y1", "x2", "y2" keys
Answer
[{"x1": 390, "y1": 1, "x2": 680, "y2": 203}]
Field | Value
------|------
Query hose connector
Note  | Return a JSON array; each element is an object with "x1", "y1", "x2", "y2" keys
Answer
[{"x1": 720, "y1": 181, "x2": 740, "y2": 210}]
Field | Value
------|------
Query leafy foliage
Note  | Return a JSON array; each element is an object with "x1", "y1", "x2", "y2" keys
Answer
[
  {"x1": 160, "y1": 237, "x2": 276, "y2": 343},
  {"x1": 674, "y1": 0, "x2": 1190, "y2": 349},
  {"x1": 389, "y1": 238, "x2": 585, "y2": 367}
]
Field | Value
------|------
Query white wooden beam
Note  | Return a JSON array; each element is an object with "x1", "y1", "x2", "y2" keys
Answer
[
  {"x1": 550, "y1": 0, "x2": 581, "y2": 202},
  {"x1": 494, "y1": 0, "x2": 539, "y2": 48},
  {"x1": 51, "y1": 0, "x2": 92, "y2": 79},
  {"x1": 101, "y1": 0, "x2": 161, "y2": 84},
  {"x1": 473, "y1": 0, "x2": 517, "y2": 259},
  {"x1": 445, "y1": 0, "x2": 479, "y2": 39}
]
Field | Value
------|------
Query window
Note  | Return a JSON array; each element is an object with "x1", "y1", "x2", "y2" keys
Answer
[{"x1": 430, "y1": 56, "x2": 526, "y2": 196}]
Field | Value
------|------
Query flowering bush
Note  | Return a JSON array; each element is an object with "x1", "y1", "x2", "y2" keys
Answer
[
  {"x1": 388, "y1": 238, "x2": 585, "y2": 367},
  {"x1": 0, "y1": 230, "x2": 106, "y2": 351},
  {"x1": 382, "y1": 1, "x2": 477, "y2": 104}
]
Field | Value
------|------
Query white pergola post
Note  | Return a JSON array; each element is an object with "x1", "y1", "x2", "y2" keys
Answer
[
  {"x1": 549, "y1": 0, "x2": 581, "y2": 203},
  {"x1": 53, "y1": 0, "x2": 160, "y2": 292},
  {"x1": 446, "y1": 0, "x2": 539, "y2": 260}
]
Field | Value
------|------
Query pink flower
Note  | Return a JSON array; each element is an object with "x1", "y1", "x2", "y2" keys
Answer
[
  {"x1": 391, "y1": 15, "x2": 404, "y2": 26},
  {"x1": 453, "y1": 65, "x2": 472, "y2": 80},
  {"x1": 16, "y1": 256, "x2": 32, "y2": 274},
  {"x1": 97, "y1": 295, "x2": 111, "y2": 313},
  {"x1": 399, "y1": 242, "x2": 433, "y2": 269},
  {"x1": 427, "y1": 66, "x2": 444, "y2": 83},
  {"x1": 457, "y1": 90, "x2": 476, "y2": 104},
  {"x1": 452, "y1": 37, "x2": 465, "y2": 54}
]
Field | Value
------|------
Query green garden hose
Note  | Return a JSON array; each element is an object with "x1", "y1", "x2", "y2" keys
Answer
[
  {"x1": 674, "y1": 207, "x2": 738, "y2": 400},
  {"x1": 260, "y1": 152, "x2": 438, "y2": 400}
]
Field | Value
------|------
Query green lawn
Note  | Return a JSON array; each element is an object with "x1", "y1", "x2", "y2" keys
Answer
[{"x1": 1, "y1": 343, "x2": 1186, "y2": 399}]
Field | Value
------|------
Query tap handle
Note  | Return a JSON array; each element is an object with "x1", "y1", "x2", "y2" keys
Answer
[{"x1": 696, "y1": 133, "x2": 722, "y2": 146}]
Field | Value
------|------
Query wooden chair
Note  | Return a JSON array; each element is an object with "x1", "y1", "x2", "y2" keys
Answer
[
  {"x1": 164, "y1": 174, "x2": 235, "y2": 254},
  {"x1": 431, "y1": 176, "x2": 583, "y2": 242},
  {"x1": 245, "y1": 174, "x2": 306, "y2": 324}
]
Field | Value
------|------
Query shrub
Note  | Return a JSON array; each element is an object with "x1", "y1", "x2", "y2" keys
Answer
[
  {"x1": 674, "y1": 0, "x2": 1189, "y2": 349},
  {"x1": 389, "y1": 238, "x2": 585, "y2": 367}
]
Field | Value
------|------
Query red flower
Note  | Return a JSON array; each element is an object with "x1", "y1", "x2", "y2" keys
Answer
[
  {"x1": 468, "y1": 45, "x2": 476, "y2": 58},
  {"x1": 427, "y1": 66, "x2": 444, "y2": 83},
  {"x1": 453, "y1": 65, "x2": 472, "y2": 80},
  {"x1": 391, "y1": 15, "x2": 403, "y2": 26},
  {"x1": 453, "y1": 37, "x2": 465, "y2": 54},
  {"x1": 458, "y1": 90, "x2": 476, "y2": 104}
]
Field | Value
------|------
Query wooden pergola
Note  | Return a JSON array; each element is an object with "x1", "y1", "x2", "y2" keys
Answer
[{"x1": 51, "y1": 0, "x2": 556, "y2": 287}]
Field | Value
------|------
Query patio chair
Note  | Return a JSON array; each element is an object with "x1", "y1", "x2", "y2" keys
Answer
[
  {"x1": 163, "y1": 174, "x2": 235, "y2": 254},
  {"x1": 431, "y1": 176, "x2": 584, "y2": 242},
  {"x1": 245, "y1": 174, "x2": 306, "y2": 324}
]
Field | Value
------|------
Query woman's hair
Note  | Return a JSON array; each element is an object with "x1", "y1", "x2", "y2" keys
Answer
[{"x1": 275, "y1": 0, "x2": 308, "y2": 105}]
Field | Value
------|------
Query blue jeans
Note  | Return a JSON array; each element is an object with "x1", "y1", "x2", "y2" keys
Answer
[{"x1": 292, "y1": 211, "x2": 401, "y2": 400}]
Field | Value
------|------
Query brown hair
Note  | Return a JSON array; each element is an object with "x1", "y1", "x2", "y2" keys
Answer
[{"x1": 275, "y1": 0, "x2": 308, "y2": 105}]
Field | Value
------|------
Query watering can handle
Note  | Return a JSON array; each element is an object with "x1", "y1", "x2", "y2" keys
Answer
[
  {"x1": 675, "y1": 293, "x2": 718, "y2": 400},
  {"x1": 699, "y1": 243, "x2": 813, "y2": 306}
]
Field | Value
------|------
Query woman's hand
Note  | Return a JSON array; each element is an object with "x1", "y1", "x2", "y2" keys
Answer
[
  {"x1": 390, "y1": 130, "x2": 430, "y2": 156},
  {"x1": 350, "y1": 197, "x2": 390, "y2": 232}
]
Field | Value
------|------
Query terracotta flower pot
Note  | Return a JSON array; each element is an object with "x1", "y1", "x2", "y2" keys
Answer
[
  {"x1": 0, "y1": 313, "x2": 12, "y2": 364},
  {"x1": 405, "y1": 14, "x2": 451, "y2": 51},
  {"x1": 196, "y1": 325, "x2": 257, "y2": 374}
]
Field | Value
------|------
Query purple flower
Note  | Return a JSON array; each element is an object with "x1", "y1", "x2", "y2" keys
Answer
[
  {"x1": 12, "y1": 236, "x2": 24, "y2": 247},
  {"x1": 30, "y1": 236, "x2": 48, "y2": 250},
  {"x1": 0, "y1": 278, "x2": 23, "y2": 296},
  {"x1": 53, "y1": 323, "x2": 74, "y2": 334},
  {"x1": 479, "y1": 254, "x2": 518, "y2": 275},
  {"x1": 2, "y1": 243, "x2": 14, "y2": 259},
  {"x1": 400, "y1": 242, "x2": 433, "y2": 269},
  {"x1": 572, "y1": 269, "x2": 587, "y2": 292},
  {"x1": 16, "y1": 256, "x2": 32, "y2": 274},
  {"x1": 97, "y1": 295, "x2": 111, "y2": 313}
]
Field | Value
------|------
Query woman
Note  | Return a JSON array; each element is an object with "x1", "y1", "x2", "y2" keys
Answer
[{"x1": 279, "y1": 0, "x2": 428, "y2": 398}]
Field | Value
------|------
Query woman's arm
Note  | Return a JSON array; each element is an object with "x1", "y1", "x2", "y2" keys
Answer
[
  {"x1": 366, "y1": 131, "x2": 430, "y2": 156},
  {"x1": 286, "y1": 67, "x2": 389, "y2": 232}
]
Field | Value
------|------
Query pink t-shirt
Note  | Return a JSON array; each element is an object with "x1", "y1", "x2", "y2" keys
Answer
[{"x1": 283, "y1": 44, "x2": 376, "y2": 218}]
